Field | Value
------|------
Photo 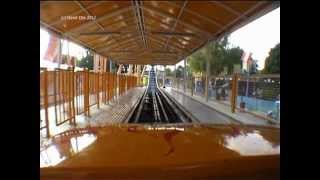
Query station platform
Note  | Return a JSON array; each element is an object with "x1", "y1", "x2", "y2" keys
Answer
[
  {"x1": 163, "y1": 87, "x2": 279, "y2": 128},
  {"x1": 40, "y1": 87, "x2": 145, "y2": 143}
]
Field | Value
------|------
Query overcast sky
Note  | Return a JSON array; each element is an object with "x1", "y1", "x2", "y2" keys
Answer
[
  {"x1": 228, "y1": 7, "x2": 280, "y2": 70},
  {"x1": 173, "y1": 7, "x2": 280, "y2": 70}
]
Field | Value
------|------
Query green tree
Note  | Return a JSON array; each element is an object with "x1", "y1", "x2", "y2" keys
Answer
[
  {"x1": 223, "y1": 46, "x2": 243, "y2": 74},
  {"x1": 76, "y1": 51, "x2": 93, "y2": 70},
  {"x1": 263, "y1": 43, "x2": 280, "y2": 74},
  {"x1": 188, "y1": 50, "x2": 206, "y2": 73},
  {"x1": 188, "y1": 36, "x2": 243, "y2": 75},
  {"x1": 165, "y1": 68, "x2": 173, "y2": 76},
  {"x1": 173, "y1": 65, "x2": 184, "y2": 77}
]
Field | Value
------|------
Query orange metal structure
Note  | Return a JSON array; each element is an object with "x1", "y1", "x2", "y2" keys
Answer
[
  {"x1": 40, "y1": 1, "x2": 280, "y2": 179},
  {"x1": 40, "y1": 124, "x2": 280, "y2": 179},
  {"x1": 40, "y1": 68, "x2": 138, "y2": 137}
]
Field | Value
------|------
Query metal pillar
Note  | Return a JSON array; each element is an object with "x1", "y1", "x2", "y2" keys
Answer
[
  {"x1": 174, "y1": 64, "x2": 177, "y2": 89},
  {"x1": 205, "y1": 56, "x2": 210, "y2": 102},
  {"x1": 109, "y1": 59, "x2": 112, "y2": 73},
  {"x1": 183, "y1": 58, "x2": 186, "y2": 93},
  {"x1": 191, "y1": 76, "x2": 194, "y2": 96},
  {"x1": 42, "y1": 68, "x2": 50, "y2": 138},
  {"x1": 58, "y1": 38, "x2": 62, "y2": 69},
  {"x1": 245, "y1": 72, "x2": 249, "y2": 97},
  {"x1": 163, "y1": 65, "x2": 166, "y2": 88},
  {"x1": 231, "y1": 73, "x2": 239, "y2": 113}
]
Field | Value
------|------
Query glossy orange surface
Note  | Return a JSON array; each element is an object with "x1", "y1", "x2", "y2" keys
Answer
[{"x1": 40, "y1": 124, "x2": 280, "y2": 179}]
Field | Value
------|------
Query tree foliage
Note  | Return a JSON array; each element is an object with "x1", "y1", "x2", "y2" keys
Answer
[
  {"x1": 263, "y1": 43, "x2": 280, "y2": 74},
  {"x1": 188, "y1": 36, "x2": 243, "y2": 75},
  {"x1": 165, "y1": 68, "x2": 173, "y2": 76},
  {"x1": 76, "y1": 51, "x2": 93, "y2": 70},
  {"x1": 224, "y1": 46, "x2": 243, "y2": 74},
  {"x1": 170, "y1": 65, "x2": 192, "y2": 78},
  {"x1": 175, "y1": 65, "x2": 184, "y2": 77}
]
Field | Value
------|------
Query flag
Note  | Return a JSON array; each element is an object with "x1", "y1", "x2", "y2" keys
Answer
[
  {"x1": 241, "y1": 52, "x2": 252, "y2": 73},
  {"x1": 43, "y1": 35, "x2": 60, "y2": 63}
]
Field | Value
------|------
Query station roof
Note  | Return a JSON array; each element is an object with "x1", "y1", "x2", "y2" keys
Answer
[{"x1": 40, "y1": 1, "x2": 279, "y2": 65}]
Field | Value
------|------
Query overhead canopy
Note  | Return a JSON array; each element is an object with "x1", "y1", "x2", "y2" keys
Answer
[{"x1": 40, "y1": 1, "x2": 279, "y2": 65}]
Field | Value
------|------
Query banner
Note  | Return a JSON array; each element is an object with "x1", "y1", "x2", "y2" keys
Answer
[
  {"x1": 94, "y1": 53, "x2": 107, "y2": 72},
  {"x1": 241, "y1": 52, "x2": 252, "y2": 73},
  {"x1": 43, "y1": 34, "x2": 60, "y2": 63}
]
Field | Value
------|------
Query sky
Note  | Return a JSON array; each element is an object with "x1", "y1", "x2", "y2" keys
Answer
[
  {"x1": 228, "y1": 7, "x2": 280, "y2": 70},
  {"x1": 41, "y1": 7, "x2": 279, "y2": 71},
  {"x1": 174, "y1": 7, "x2": 280, "y2": 70}
]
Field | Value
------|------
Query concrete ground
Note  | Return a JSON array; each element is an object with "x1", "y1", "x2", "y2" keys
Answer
[{"x1": 163, "y1": 87, "x2": 279, "y2": 128}]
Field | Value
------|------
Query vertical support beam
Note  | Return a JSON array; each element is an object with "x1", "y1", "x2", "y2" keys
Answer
[
  {"x1": 174, "y1": 64, "x2": 177, "y2": 89},
  {"x1": 205, "y1": 55, "x2": 210, "y2": 102},
  {"x1": 191, "y1": 76, "x2": 194, "y2": 96},
  {"x1": 68, "y1": 69, "x2": 73, "y2": 125},
  {"x1": 43, "y1": 68, "x2": 50, "y2": 138},
  {"x1": 163, "y1": 65, "x2": 166, "y2": 88},
  {"x1": 183, "y1": 58, "x2": 187, "y2": 93},
  {"x1": 58, "y1": 38, "x2": 62, "y2": 69},
  {"x1": 96, "y1": 72, "x2": 100, "y2": 109},
  {"x1": 84, "y1": 68, "x2": 90, "y2": 117},
  {"x1": 115, "y1": 73, "x2": 118, "y2": 98},
  {"x1": 109, "y1": 59, "x2": 112, "y2": 73},
  {"x1": 106, "y1": 72, "x2": 110, "y2": 104},
  {"x1": 117, "y1": 64, "x2": 123, "y2": 74},
  {"x1": 71, "y1": 67, "x2": 76, "y2": 125},
  {"x1": 125, "y1": 75, "x2": 128, "y2": 93},
  {"x1": 93, "y1": 53, "x2": 97, "y2": 72},
  {"x1": 245, "y1": 72, "x2": 249, "y2": 97},
  {"x1": 67, "y1": 39, "x2": 70, "y2": 67},
  {"x1": 231, "y1": 73, "x2": 239, "y2": 113}
]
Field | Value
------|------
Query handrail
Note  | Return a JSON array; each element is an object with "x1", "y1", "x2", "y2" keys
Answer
[{"x1": 40, "y1": 68, "x2": 138, "y2": 137}]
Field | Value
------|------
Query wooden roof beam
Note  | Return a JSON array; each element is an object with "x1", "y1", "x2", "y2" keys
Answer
[
  {"x1": 116, "y1": 58, "x2": 175, "y2": 64},
  {"x1": 166, "y1": 1, "x2": 224, "y2": 29},
  {"x1": 143, "y1": 5, "x2": 214, "y2": 39},
  {"x1": 46, "y1": 1, "x2": 105, "y2": 27},
  {"x1": 214, "y1": 1, "x2": 274, "y2": 40},
  {"x1": 110, "y1": 43, "x2": 141, "y2": 52},
  {"x1": 98, "y1": 36, "x2": 141, "y2": 53},
  {"x1": 176, "y1": 1, "x2": 278, "y2": 65},
  {"x1": 94, "y1": 32, "x2": 140, "y2": 49},
  {"x1": 132, "y1": 0, "x2": 148, "y2": 48},
  {"x1": 211, "y1": 1, "x2": 242, "y2": 16},
  {"x1": 164, "y1": 0, "x2": 188, "y2": 51},
  {"x1": 65, "y1": 6, "x2": 132, "y2": 34},
  {"x1": 107, "y1": 35, "x2": 144, "y2": 50},
  {"x1": 148, "y1": 36, "x2": 187, "y2": 56},
  {"x1": 74, "y1": 1, "x2": 108, "y2": 33}
]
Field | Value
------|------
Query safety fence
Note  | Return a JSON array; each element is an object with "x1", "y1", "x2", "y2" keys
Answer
[
  {"x1": 40, "y1": 68, "x2": 138, "y2": 138},
  {"x1": 167, "y1": 73, "x2": 280, "y2": 123}
]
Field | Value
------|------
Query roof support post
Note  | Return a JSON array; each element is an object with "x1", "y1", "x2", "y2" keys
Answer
[
  {"x1": 205, "y1": 45, "x2": 210, "y2": 102},
  {"x1": 183, "y1": 58, "x2": 187, "y2": 93},
  {"x1": 174, "y1": 64, "x2": 177, "y2": 89},
  {"x1": 58, "y1": 37, "x2": 62, "y2": 69},
  {"x1": 163, "y1": 65, "x2": 166, "y2": 88}
]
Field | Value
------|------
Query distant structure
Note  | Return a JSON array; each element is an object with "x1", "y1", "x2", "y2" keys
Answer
[{"x1": 241, "y1": 52, "x2": 257, "y2": 74}]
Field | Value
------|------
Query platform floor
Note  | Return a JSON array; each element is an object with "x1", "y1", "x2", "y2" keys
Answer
[
  {"x1": 40, "y1": 87, "x2": 145, "y2": 143},
  {"x1": 163, "y1": 87, "x2": 277, "y2": 127}
]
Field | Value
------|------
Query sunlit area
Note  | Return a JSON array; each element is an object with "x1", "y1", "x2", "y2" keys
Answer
[{"x1": 40, "y1": 1, "x2": 280, "y2": 179}]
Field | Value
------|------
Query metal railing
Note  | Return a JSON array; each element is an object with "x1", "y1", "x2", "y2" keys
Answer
[
  {"x1": 167, "y1": 73, "x2": 280, "y2": 123},
  {"x1": 40, "y1": 68, "x2": 138, "y2": 138}
]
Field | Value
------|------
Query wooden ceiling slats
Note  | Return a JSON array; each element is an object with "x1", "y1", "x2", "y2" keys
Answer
[{"x1": 40, "y1": 1, "x2": 277, "y2": 65}]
